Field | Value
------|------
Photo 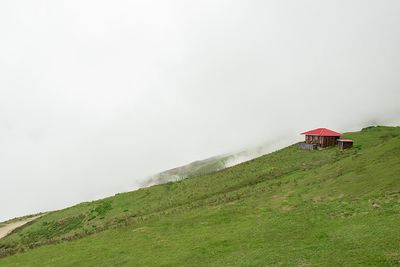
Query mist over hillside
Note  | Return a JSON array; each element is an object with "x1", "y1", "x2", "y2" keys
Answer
[
  {"x1": 1, "y1": 126, "x2": 400, "y2": 266},
  {"x1": 1, "y1": 0, "x2": 400, "y2": 223},
  {"x1": 142, "y1": 137, "x2": 298, "y2": 187}
]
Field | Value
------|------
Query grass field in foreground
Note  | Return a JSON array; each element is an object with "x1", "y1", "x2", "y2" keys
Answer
[{"x1": 1, "y1": 126, "x2": 400, "y2": 266}]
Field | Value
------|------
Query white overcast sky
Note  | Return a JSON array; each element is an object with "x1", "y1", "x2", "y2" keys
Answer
[{"x1": 1, "y1": 0, "x2": 400, "y2": 221}]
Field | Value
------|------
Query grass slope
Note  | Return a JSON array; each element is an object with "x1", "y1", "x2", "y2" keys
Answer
[{"x1": 1, "y1": 126, "x2": 400, "y2": 266}]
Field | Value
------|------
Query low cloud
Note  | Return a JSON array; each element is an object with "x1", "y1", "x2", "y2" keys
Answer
[{"x1": 1, "y1": 0, "x2": 400, "y2": 221}]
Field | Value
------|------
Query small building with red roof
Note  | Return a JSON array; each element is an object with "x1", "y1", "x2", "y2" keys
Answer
[{"x1": 300, "y1": 128, "x2": 342, "y2": 149}]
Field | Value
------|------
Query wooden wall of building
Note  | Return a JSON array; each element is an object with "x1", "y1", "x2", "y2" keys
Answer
[
  {"x1": 305, "y1": 135, "x2": 339, "y2": 148},
  {"x1": 320, "y1": 136, "x2": 340, "y2": 148},
  {"x1": 338, "y1": 141, "x2": 353, "y2": 151}
]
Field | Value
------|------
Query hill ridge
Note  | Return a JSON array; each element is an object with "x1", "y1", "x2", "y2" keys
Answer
[{"x1": 1, "y1": 125, "x2": 400, "y2": 266}]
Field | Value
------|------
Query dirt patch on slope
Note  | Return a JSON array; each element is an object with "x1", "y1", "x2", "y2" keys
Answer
[{"x1": 0, "y1": 216, "x2": 41, "y2": 240}]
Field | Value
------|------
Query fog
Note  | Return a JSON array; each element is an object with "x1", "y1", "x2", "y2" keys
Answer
[{"x1": 1, "y1": 0, "x2": 400, "y2": 222}]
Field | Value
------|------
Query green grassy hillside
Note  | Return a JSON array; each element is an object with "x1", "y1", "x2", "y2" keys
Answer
[{"x1": 1, "y1": 126, "x2": 400, "y2": 266}]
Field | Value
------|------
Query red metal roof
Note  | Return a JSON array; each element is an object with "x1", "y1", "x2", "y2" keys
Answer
[{"x1": 300, "y1": 128, "x2": 341, "y2": 136}]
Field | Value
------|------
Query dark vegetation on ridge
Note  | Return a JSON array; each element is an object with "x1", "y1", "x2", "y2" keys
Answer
[{"x1": 1, "y1": 126, "x2": 400, "y2": 266}]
